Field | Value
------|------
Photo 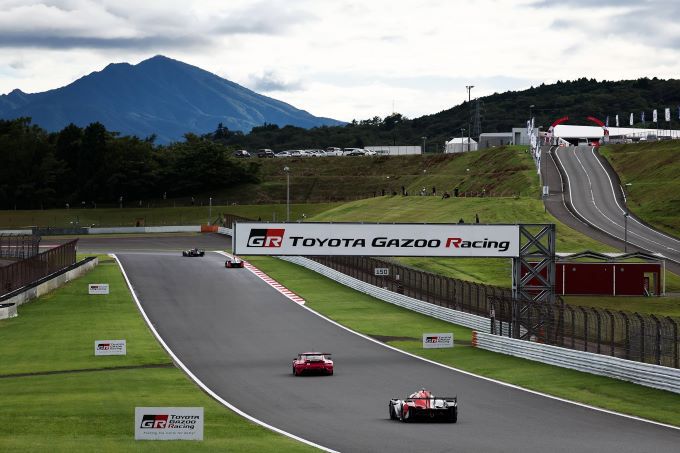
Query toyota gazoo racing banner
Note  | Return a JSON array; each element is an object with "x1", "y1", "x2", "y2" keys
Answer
[
  {"x1": 94, "y1": 339, "x2": 127, "y2": 356},
  {"x1": 233, "y1": 223, "x2": 519, "y2": 257},
  {"x1": 135, "y1": 407, "x2": 204, "y2": 440},
  {"x1": 423, "y1": 333, "x2": 454, "y2": 349}
]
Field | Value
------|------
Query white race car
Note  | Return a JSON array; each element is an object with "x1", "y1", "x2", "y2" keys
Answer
[{"x1": 389, "y1": 388, "x2": 457, "y2": 423}]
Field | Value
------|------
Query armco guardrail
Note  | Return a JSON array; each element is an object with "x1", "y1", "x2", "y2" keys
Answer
[
  {"x1": 474, "y1": 331, "x2": 680, "y2": 394},
  {"x1": 279, "y1": 256, "x2": 503, "y2": 332},
  {"x1": 281, "y1": 256, "x2": 679, "y2": 392}
]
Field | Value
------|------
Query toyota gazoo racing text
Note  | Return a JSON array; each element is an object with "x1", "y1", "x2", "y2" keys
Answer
[
  {"x1": 292, "y1": 352, "x2": 333, "y2": 376},
  {"x1": 247, "y1": 228, "x2": 510, "y2": 253},
  {"x1": 389, "y1": 389, "x2": 457, "y2": 423}
]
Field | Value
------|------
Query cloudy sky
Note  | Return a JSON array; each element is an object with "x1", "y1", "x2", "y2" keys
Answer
[{"x1": 0, "y1": 0, "x2": 678, "y2": 122}]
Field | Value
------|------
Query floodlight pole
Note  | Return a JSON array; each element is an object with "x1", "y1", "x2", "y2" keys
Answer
[
  {"x1": 284, "y1": 166, "x2": 290, "y2": 222},
  {"x1": 466, "y1": 85, "x2": 474, "y2": 152}
]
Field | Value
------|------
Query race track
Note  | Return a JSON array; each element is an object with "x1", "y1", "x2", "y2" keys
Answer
[
  {"x1": 553, "y1": 146, "x2": 680, "y2": 264},
  {"x1": 105, "y1": 236, "x2": 679, "y2": 452}
]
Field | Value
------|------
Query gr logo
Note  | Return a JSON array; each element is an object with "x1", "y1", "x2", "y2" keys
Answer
[
  {"x1": 247, "y1": 229, "x2": 285, "y2": 247},
  {"x1": 141, "y1": 414, "x2": 168, "y2": 428}
]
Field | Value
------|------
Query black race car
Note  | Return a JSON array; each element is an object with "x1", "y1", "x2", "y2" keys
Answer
[{"x1": 182, "y1": 248, "x2": 205, "y2": 257}]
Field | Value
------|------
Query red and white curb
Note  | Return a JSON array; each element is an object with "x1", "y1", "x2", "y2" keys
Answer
[{"x1": 215, "y1": 251, "x2": 305, "y2": 305}]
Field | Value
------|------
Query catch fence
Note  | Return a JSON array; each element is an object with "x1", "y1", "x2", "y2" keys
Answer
[
  {"x1": 311, "y1": 255, "x2": 680, "y2": 368},
  {"x1": 0, "y1": 240, "x2": 77, "y2": 296},
  {"x1": 0, "y1": 234, "x2": 40, "y2": 260}
]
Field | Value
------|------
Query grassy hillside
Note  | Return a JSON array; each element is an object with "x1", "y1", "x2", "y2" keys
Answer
[
  {"x1": 599, "y1": 141, "x2": 680, "y2": 237},
  {"x1": 210, "y1": 145, "x2": 539, "y2": 203}
]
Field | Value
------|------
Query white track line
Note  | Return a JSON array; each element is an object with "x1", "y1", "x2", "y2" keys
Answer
[
  {"x1": 591, "y1": 147, "x2": 680, "y2": 248},
  {"x1": 111, "y1": 253, "x2": 336, "y2": 453},
  {"x1": 554, "y1": 147, "x2": 674, "y2": 254},
  {"x1": 254, "y1": 254, "x2": 680, "y2": 432}
]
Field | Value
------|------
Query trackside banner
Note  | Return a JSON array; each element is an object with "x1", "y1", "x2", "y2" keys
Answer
[
  {"x1": 423, "y1": 333, "x2": 454, "y2": 349},
  {"x1": 233, "y1": 223, "x2": 519, "y2": 257},
  {"x1": 135, "y1": 407, "x2": 204, "y2": 440}
]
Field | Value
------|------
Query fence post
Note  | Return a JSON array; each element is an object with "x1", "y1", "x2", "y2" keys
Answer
[
  {"x1": 604, "y1": 309, "x2": 615, "y2": 357},
  {"x1": 651, "y1": 314, "x2": 661, "y2": 365},
  {"x1": 670, "y1": 317, "x2": 679, "y2": 369},
  {"x1": 623, "y1": 311, "x2": 631, "y2": 360},
  {"x1": 635, "y1": 312, "x2": 645, "y2": 363},
  {"x1": 595, "y1": 309, "x2": 602, "y2": 354},
  {"x1": 581, "y1": 307, "x2": 589, "y2": 352}
]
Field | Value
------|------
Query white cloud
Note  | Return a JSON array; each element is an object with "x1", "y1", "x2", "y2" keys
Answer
[{"x1": 0, "y1": 0, "x2": 679, "y2": 122}]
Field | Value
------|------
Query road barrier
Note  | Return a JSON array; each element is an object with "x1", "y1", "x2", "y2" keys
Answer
[
  {"x1": 279, "y1": 255, "x2": 680, "y2": 392},
  {"x1": 473, "y1": 331, "x2": 680, "y2": 394}
]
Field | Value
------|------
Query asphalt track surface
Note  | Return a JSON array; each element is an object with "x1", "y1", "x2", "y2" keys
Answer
[
  {"x1": 101, "y1": 236, "x2": 680, "y2": 453},
  {"x1": 551, "y1": 146, "x2": 680, "y2": 265}
]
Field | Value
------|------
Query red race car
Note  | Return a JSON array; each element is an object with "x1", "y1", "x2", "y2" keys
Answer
[
  {"x1": 225, "y1": 256, "x2": 244, "y2": 268},
  {"x1": 389, "y1": 388, "x2": 457, "y2": 423},
  {"x1": 292, "y1": 352, "x2": 333, "y2": 376}
]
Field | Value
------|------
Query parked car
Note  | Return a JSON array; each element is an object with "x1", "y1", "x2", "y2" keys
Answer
[
  {"x1": 312, "y1": 150, "x2": 327, "y2": 157},
  {"x1": 288, "y1": 150, "x2": 303, "y2": 157},
  {"x1": 363, "y1": 149, "x2": 377, "y2": 156},
  {"x1": 257, "y1": 149, "x2": 275, "y2": 158},
  {"x1": 275, "y1": 151, "x2": 292, "y2": 158},
  {"x1": 325, "y1": 147, "x2": 343, "y2": 156},
  {"x1": 343, "y1": 148, "x2": 365, "y2": 156},
  {"x1": 233, "y1": 150, "x2": 251, "y2": 158},
  {"x1": 292, "y1": 352, "x2": 334, "y2": 376},
  {"x1": 389, "y1": 388, "x2": 457, "y2": 423}
]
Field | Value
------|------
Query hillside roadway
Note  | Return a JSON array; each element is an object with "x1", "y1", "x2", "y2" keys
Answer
[
  {"x1": 85, "y1": 234, "x2": 680, "y2": 453},
  {"x1": 543, "y1": 145, "x2": 680, "y2": 276}
]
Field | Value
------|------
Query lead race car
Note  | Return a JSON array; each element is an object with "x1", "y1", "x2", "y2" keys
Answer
[
  {"x1": 389, "y1": 388, "x2": 457, "y2": 423},
  {"x1": 182, "y1": 248, "x2": 205, "y2": 257},
  {"x1": 292, "y1": 352, "x2": 333, "y2": 376}
]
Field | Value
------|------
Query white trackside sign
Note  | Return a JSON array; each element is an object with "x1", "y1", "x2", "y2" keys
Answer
[
  {"x1": 135, "y1": 407, "x2": 204, "y2": 441},
  {"x1": 88, "y1": 283, "x2": 110, "y2": 295},
  {"x1": 94, "y1": 339, "x2": 126, "y2": 356},
  {"x1": 423, "y1": 333, "x2": 454, "y2": 348},
  {"x1": 233, "y1": 223, "x2": 519, "y2": 257}
]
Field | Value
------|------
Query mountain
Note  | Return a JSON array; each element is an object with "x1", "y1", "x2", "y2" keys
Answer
[{"x1": 0, "y1": 55, "x2": 343, "y2": 143}]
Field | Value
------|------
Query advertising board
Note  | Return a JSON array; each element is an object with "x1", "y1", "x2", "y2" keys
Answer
[
  {"x1": 135, "y1": 407, "x2": 204, "y2": 441},
  {"x1": 233, "y1": 223, "x2": 519, "y2": 257},
  {"x1": 422, "y1": 333, "x2": 454, "y2": 349},
  {"x1": 88, "y1": 283, "x2": 110, "y2": 295},
  {"x1": 94, "y1": 339, "x2": 127, "y2": 356}
]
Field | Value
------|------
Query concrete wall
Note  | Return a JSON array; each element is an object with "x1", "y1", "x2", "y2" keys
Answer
[{"x1": 88, "y1": 226, "x2": 201, "y2": 234}]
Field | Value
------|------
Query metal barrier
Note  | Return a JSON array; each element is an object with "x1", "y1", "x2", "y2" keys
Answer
[
  {"x1": 0, "y1": 240, "x2": 77, "y2": 296},
  {"x1": 279, "y1": 255, "x2": 680, "y2": 391},
  {"x1": 310, "y1": 255, "x2": 514, "y2": 317},
  {"x1": 474, "y1": 331, "x2": 680, "y2": 394},
  {"x1": 0, "y1": 234, "x2": 40, "y2": 260},
  {"x1": 489, "y1": 297, "x2": 680, "y2": 368}
]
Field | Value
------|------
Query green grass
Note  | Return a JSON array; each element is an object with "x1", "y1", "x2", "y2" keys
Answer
[
  {"x1": 0, "y1": 203, "x2": 339, "y2": 228},
  {"x1": 0, "y1": 257, "x2": 316, "y2": 452},
  {"x1": 307, "y1": 196, "x2": 680, "y2": 310},
  {"x1": 205, "y1": 146, "x2": 540, "y2": 204},
  {"x1": 246, "y1": 256, "x2": 680, "y2": 426},
  {"x1": 599, "y1": 141, "x2": 680, "y2": 237},
  {"x1": 563, "y1": 295, "x2": 680, "y2": 318}
]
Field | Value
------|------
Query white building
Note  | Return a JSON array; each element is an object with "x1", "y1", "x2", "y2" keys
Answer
[{"x1": 445, "y1": 137, "x2": 478, "y2": 153}]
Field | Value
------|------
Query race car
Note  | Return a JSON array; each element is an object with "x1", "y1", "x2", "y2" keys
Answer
[
  {"x1": 182, "y1": 248, "x2": 205, "y2": 257},
  {"x1": 389, "y1": 388, "x2": 457, "y2": 423},
  {"x1": 225, "y1": 256, "x2": 244, "y2": 268},
  {"x1": 292, "y1": 352, "x2": 333, "y2": 376}
]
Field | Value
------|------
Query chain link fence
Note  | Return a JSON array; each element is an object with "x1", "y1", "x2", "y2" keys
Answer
[
  {"x1": 0, "y1": 234, "x2": 40, "y2": 261},
  {"x1": 310, "y1": 255, "x2": 679, "y2": 368}
]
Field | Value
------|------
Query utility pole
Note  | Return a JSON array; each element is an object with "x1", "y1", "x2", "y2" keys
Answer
[
  {"x1": 421, "y1": 136, "x2": 427, "y2": 154},
  {"x1": 283, "y1": 166, "x2": 290, "y2": 222},
  {"x1": 466, "y1": 85, "x2": 474, "y2": 152}
]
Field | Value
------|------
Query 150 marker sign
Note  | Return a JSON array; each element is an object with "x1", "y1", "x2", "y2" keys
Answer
[{"x1": 233, "y1": 223, "x2": 519, "y2": 257}]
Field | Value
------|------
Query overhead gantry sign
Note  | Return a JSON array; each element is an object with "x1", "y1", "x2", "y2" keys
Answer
[{"x1": 233, "y1": 223, "x2": 520, "y2": 258}]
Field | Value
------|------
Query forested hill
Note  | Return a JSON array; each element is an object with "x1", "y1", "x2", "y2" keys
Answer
[{"x1": 209, "y1": 78, "x2": 680, "y2": 151}]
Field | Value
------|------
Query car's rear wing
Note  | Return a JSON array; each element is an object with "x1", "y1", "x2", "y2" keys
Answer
[{"x1": 402, "y1": 396, "x2": 457, "y2": 401}]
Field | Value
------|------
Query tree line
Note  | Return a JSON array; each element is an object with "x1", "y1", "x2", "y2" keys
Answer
[
  {"x1": 205, "y1": 77, "x2": 680, "y2": 151},
  {"x1": 0, "y1": 118, "x2": 259, "y2": 209}
]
